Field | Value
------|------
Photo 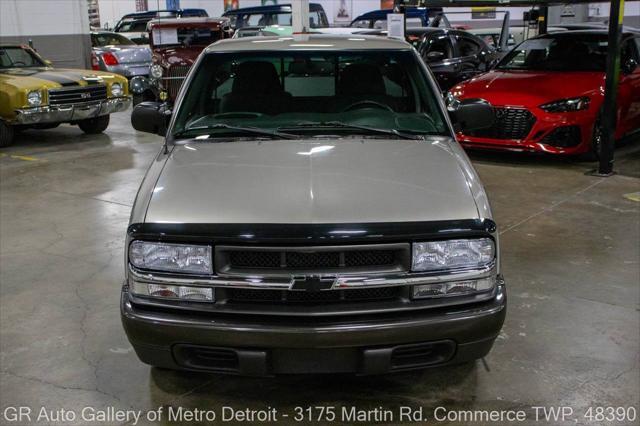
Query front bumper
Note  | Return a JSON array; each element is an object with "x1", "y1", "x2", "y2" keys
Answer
[
  {"x1": 458, "y1": 106, "x2": 597, "y2": 156},
  {"x1": 13, "y1": 97, "x2": 131, "y2": 125},
  {"x1": 121, "y1": 281, "x2": 506, "y2": 376}
]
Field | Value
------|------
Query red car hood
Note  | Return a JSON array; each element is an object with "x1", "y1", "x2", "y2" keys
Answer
[{"x1": 453, "y1": 70, "x2": 605, "y2": 108}]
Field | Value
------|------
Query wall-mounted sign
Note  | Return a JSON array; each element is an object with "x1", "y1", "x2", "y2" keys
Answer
[
  {"x1": 135, "y1": 0, "x2": 148, "y2": 12},
  {"x1": 561, "y1": 5, "x2": 576, "y2": 18},
  {"x1": 224, "y1": 0, "x2": 239, "y2": 11},
  {"x1": 472, "y1": 7, "x2": 496, "y2": 19},
  {"x1": 335, "y1": 0, "x2": 352, "y2": 23}
]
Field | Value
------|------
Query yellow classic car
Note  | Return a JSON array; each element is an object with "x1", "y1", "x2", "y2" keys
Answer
[{"x1": 0, "y1": 44, "x2": 131, "y2": 147}]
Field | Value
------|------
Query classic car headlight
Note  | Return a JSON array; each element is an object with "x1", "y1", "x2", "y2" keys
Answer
[
  {"x1": 27, "y1": 90, "x2": 42, "y2": 107},
  {"x1": 110, "y1": 82, "x2": 123, "y2": 97},
  {"x1": 540, "y1": 97, "x2": 590, "y2": 113},
  {"x1": 150, "y1": 64, "x2": 163, "y2": 79},
  {"x1": 129, "y1": 241, "x2": 212, "y2": 274},
  {"x1": 411, "y1": 238, "x2": 495, "y2": 272}
]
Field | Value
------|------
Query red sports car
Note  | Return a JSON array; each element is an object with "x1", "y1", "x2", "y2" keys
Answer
[{"x1": 451, "y1": 30, "x2": 640, "y2": 157}]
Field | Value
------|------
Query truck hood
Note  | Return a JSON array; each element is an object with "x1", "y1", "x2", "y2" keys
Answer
[
  {"x1": 144, "y1": 138, "x2": 480, "y2": 224},
  {"x1": 453, "y1": 70, "x2": 604, "y2": 107}
]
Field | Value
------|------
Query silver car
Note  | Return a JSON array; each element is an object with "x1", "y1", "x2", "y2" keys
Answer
[
  {"x1": 123, "y1": 35, "x2": 506, "y2": 376},
  {"x1": 90, "y1": 32, "x2": 152, "y2": 79}
]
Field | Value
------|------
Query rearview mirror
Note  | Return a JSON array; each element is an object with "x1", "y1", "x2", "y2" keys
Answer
[
  {"x1": 426, "y1": 51, "x2": 445, "y2": 63},
  {"x1": 449, "y1": 98, "x2": 494, "y2": 132},
  {"x1": 131, "y1": 102, "x2": 172, "y2": 136}
]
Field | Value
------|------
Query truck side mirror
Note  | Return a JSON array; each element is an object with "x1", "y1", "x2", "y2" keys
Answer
[
  {"x1": 449, "y1": 98, "x2": 494, "y2": 132},
  {"x1": 131, "y1": 102, "x2": 172, "y2": 136}
]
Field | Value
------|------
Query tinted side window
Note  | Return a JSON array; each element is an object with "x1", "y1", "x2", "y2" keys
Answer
[
  {"x1": 422, "y1": 34, "x2": 453, "y2": 59},
  {"x1": 456, "y1": 35, "x2": 481, "y2": 57}
]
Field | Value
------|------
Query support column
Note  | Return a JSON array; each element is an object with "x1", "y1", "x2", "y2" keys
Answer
[
  {"x1": 292, "y1": 0, "x2": 310, "y2": 33},
  {"x1": 596, "y1": 0, "x2": 624, "y2": 176}
]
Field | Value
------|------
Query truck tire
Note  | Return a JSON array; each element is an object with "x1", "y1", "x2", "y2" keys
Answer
[
  {"x1": 0, "y1": 121, "x2": 15, "y2": 148},
  {"x1": 78, "y1": 115, "x2": 110, "y2": 134}
]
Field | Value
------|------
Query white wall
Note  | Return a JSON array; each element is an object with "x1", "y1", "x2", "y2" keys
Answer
[
  {"x1": 96, "y1": 0, "x2": 640, "y2": 29},
  {"x1": 0, "y1": 0, "x2": 91, "y2": 68},
  {"x1": 0, "y1": 0, "x2": 89, "y2": 37}
]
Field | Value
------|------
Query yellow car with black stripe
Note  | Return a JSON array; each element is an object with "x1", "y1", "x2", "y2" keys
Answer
[{"x1": 0, "y1": 44, "x2": 132, "y2": 147}]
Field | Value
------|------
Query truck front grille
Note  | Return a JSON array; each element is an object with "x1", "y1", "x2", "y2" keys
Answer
[
  {"x1": 225, "y1": 286, "x2": 401, "y2": 304},
  {"x1": 217, "y1": 244, "x2": 409, "y2": 276},
  {"x1": 48, "y1": 85, "x2": 107, "y2": 106},
  {"x1": 467, "y1": 107, "x2": 536, "y2": 140}
]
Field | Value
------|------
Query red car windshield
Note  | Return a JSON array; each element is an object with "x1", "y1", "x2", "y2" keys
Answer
[{"x1": 498, "y1": 34, "x2": 608, "y2": 72}]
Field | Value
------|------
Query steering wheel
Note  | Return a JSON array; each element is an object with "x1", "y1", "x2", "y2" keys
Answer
[
  {"x1": 12, "y1": 61, "x2": 26, "y2": 66},
  {"x1": 341, "y1": 100, "x2": 394, "y2": 113}
]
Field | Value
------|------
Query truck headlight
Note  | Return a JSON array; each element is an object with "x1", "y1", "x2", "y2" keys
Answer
[
  {"x1": 27, "y1": 90, "x2": 42, "y2": 107},
  {"x1": 129, "y1": 241, "x2": 212, "y2": 274},
  {"x1": 411, "y1": 238, "x2": 494, "y2": 272},
  {"x1": 540, "y1": 97, "x2": 590, "y2": 113},
  {"x1": 110, "y1": 82, "x2": 123, "y2": 97},
  {"x1": 150, "y1": 64, "x2": 163, "y2": 79}
]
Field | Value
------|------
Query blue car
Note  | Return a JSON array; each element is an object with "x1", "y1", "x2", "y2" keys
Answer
[
  {"x1": 349, "y1": 7, "x2": 442, "y2": 29},
  {"x1": 222, "y1": 3, "x2": 329, "y2": 29}
]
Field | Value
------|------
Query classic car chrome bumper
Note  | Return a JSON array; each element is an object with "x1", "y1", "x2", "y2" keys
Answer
[{"x1": 13, "y1": 97, "x2": 131, "y2": 125}]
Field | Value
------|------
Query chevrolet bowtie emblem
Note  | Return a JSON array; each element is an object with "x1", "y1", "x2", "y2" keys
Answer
[{"x1": 291, "y1": 275, "x2": 335, "y2": 291}]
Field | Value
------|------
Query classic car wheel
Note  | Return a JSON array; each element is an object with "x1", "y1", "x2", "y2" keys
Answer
[
  {"x1": 78, "y1": 115, "x2": 110, "y2": 134},
  {"x1": 0, "y1": 121, "x2": 14, "y2": 148}
]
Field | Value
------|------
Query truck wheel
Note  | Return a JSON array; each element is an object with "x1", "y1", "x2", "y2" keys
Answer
[
  {"x1": 0, "y1": 121, "x2": 15, "y2": 148},
  {"x1": 78, "y1": 115, "x2": 110, "y2": 134}
]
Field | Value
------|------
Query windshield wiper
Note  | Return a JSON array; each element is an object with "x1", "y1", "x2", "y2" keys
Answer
[
  {"x1": 280, "y1": 121, "x2": 423, "y2": 140},
  {"x1": 174, "y1": 124, "x2": 298, "y2": 140}
]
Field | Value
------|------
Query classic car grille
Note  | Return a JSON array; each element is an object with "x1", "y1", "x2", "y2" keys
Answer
[
  {"x1": 468, "y1": 107, "x2": 536, "y2": 140},
  {"x1": 163, "y1": 65, "x2": 191, "y2": 99},
  {"x1": 48, "y1": 85, "x2": 107, "y2": 106},
  {"x1": 220, "y1": 245, "x2": 406, "y2": 275},
  {"x1": 225, "y1": 286, "x2": 401, "y2": 304}
]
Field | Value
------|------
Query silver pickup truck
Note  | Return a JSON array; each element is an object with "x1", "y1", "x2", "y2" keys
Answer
[{"x1": 122, "y1": 35, "x2": 506, "y2": 376}]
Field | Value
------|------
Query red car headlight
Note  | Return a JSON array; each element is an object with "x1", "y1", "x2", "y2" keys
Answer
[{"x1": 540, "y1": 97, "x2": 590, "y2": 113}]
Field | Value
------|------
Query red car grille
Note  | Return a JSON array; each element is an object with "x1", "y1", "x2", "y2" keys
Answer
[
  {"x1": 468, "y1": 107, "x2": 536, "y2": 140},
  {"x1": 162, "y1": 65, "x2": 190, "y2": 99}
]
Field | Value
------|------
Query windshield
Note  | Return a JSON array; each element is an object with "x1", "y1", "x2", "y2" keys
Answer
[
  {"x1": 231, "y1": 11, "x2": 326, "y2": 29},
  {"x1": 0, "y1": 46, "x2": 45, "y2": 68},
  {"x1": 498, "y1": 34, "x2": 608, "y2": 71},
  {"x1": 115, "y1": 19, "x2": 150, "y2": 33},
  {"x1": 172, "y1": 50, "x2": 448, "y2": 140},
  {"x1": 92, "y1": 33, "x2": 135, "y2": 47}
]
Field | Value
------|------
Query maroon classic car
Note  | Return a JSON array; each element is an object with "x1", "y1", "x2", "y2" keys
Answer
[{"x1": 130, "y1": 17, "x2": 232, "y2": 103}]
